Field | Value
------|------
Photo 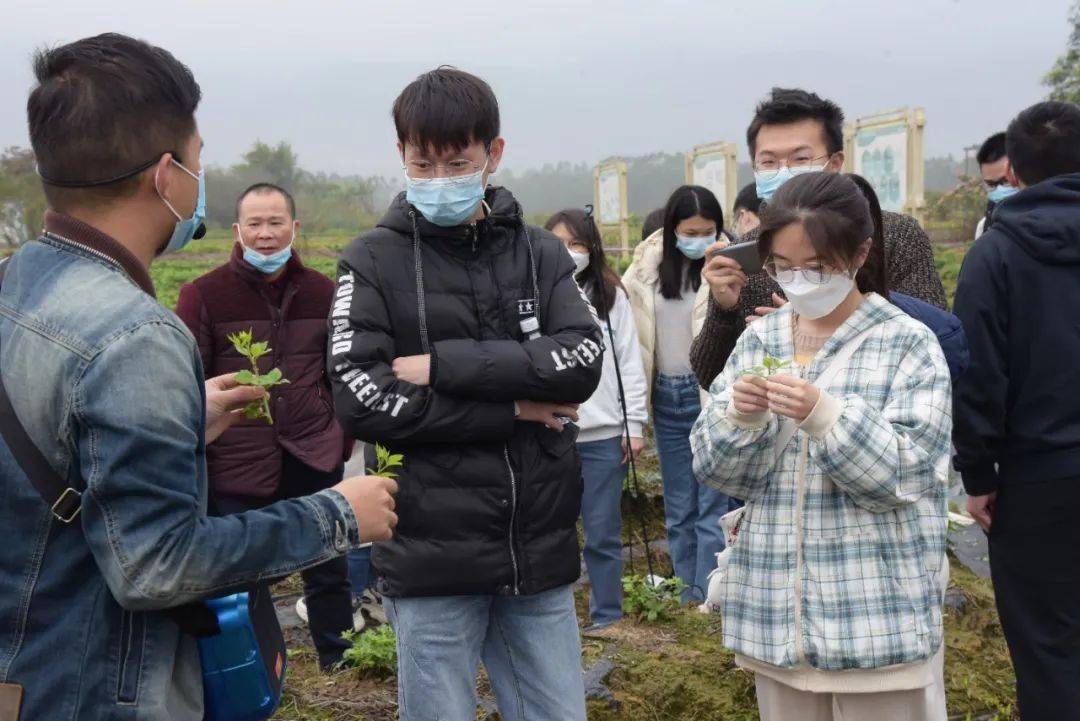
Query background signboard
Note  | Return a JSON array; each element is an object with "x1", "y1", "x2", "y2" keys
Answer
[
  {"x1": 685, "y1": 141, "x2": 737, "y2": 220},
  {"x1": 597, "y1": 166, "x2": 623, "y2": 226},
  {"x1": 594, "y1": 160, "x2": 630, "y2": 256},
  {"x1": 844, "y1": 107, "x2": 926, "y2": 219}
]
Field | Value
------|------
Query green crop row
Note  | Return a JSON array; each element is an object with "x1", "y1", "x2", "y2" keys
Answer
[{"x1": 151, "y1": 237, "x2": 970, "y2": 311}]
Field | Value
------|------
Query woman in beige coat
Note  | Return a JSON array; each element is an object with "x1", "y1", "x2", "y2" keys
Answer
[{"x1": 621, "y1": 185, "x2": 733, "y2": 602}]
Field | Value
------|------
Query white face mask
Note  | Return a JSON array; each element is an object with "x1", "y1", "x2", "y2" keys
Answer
[
  {"x1": 568, "y1": 249, "x2": 590, "y2": 275},
  {"x1": 776, "y1": 270, "x2": 855, "y2": 320}
]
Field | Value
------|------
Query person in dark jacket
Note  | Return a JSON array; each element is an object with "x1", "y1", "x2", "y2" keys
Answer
[
  {"x1": 329, "y1": 68, "x2": 602, "y2": 721},
  {"x1": 953, "y1": 101, "x2": 1080, "y2": 721},
  {"x1": 732, "y1": 182, "x2": 762, "y2": 239},
  {"x1": 690, "y1": 88, "x2": 948, "y2": 389},
  {"x1": 176, "y1": 183, "x2": 354, "y2": 670},
  {"x1": 974, "y1": 132, "x2": 1019, "y2": 239}
]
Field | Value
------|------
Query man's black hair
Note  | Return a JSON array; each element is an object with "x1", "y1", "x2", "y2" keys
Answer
[
  {"x1": 27, "y1": 33, "x2": 202, "y2": 210},
  {"x1": 976, "y1": 132, "x2": 1007, "y2": 166},
  {"x1": 1006, "y1": 102, "x2": 1080, "y2": 186},
  {"x1": 392, "y1": 66, "x2": 500, "y2": 153},
  {"x1": 746, "y1": 88, "x2": 845, "y2": 158},
  {"x1": 641, "y1": 208, "x2": 665, "y2": 241},
  {"x1": 236, "y1": 183, "x2": 297, "y2": 220},
  {"x1": 734, "y1": 182, "x2": 762, "y2": 215}
]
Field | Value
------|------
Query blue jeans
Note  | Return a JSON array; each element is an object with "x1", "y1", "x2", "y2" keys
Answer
[
  {"x1": 348, "y1": 546, "x2": 373, "y2": 599},
  {"x1": 652, "y1": 373, "x2": 729, "y2": 602},
  {"x1": 578, "y1": 436, "x2": 625, "y2": 626},
  {"x1": 385, "y1": 585, "x2": 587, "y2": 721}
]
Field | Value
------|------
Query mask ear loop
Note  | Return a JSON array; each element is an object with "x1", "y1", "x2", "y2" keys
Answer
[
  {"x1": 479, "y1": 155, "x2": 493, "y2": 216},
  {"x1": 154, "y1": 165, "x2": 184, "y2": 222}
]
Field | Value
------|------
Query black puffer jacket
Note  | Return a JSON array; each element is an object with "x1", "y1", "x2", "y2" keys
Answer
[{"x1": 329, "y1": 187, "x2": 603, "y2": 597}]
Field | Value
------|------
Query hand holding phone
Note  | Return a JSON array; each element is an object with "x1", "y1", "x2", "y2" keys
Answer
[
  {"x1": 703, "y1": 240, "x2": 752, "y2": 311},
  {"x1": 712, "y1": 240, "x2": 763, "y2": 274}
]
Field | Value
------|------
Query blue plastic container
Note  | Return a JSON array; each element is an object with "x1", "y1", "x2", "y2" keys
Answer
[{"x1": 197, "y1": 590, "x2": 286, "y2": 721}]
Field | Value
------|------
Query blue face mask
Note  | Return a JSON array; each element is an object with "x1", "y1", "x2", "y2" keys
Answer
[
  {"x1": 405, "y1": 165, "x2": 487, "y2": 227},
  {"x1": 158, "y1": 159, "x2": 206, "y2": 255},
  {"x1": 987, "y1": 184, "x2": 1019, "y2": 204},
  {"x1": 675, "y1": 233, "x2": 715, "y2": 260},
  {"x1": 240, "y1": 228, "x2": 295, "y2": 275},
  {"x1": 754, "y1": 164, "x2": 827, "y2": 201}
]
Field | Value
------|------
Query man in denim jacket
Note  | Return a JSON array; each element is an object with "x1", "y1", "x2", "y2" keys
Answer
[{"x1": 0, "y1": 34, "x2": 398, "y2": 721}]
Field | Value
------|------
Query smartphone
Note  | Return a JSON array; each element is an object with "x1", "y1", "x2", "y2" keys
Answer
[{"x1": 713, "y1": 240, "x2": 763, "y2": 274}]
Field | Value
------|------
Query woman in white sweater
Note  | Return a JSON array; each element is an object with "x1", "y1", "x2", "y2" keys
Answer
[{"x1": 546, "y1": 208, "x2": 648, "y2": 632}]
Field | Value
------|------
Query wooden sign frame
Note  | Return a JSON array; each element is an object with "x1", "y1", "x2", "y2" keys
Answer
[
  {"x1": 594, "y1": 159, "x2": 630, "y2": 257},
  {"x1": 684, "y1": 140, "x2": 738, "y2": 220},
  {"x1": 843, "y1": 107, "x2": 926, "y2": 220}
]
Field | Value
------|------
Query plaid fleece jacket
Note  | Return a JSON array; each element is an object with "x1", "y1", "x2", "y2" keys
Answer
[{"x1": 690, "y1": 294, "x2": 952, "y2": 671}]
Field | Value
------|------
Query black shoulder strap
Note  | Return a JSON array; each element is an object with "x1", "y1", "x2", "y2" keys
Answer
[{"x1": 0, "y1": 259, "x2": 82, "y2": 523}]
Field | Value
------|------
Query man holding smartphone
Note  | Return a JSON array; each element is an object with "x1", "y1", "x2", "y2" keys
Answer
[{"x1": 691, "y1": 88, "x2": 947, "y2": 389}]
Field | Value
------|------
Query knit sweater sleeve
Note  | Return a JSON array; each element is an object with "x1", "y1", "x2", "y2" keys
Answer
[
  {"x1": 690, "y1": 267, "x2": 778, "y2": 390},
  {"x1": 883, "y1": 212, "x2": 948, "y2": 310}
]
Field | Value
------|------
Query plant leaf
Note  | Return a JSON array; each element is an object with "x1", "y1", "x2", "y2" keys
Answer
[{"x1": 234, "y1": 370, "x2": 256, "y2": 385}]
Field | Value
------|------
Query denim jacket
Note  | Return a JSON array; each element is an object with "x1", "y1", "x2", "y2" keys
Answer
[{"x1": 0, "y1": 217, "x2": 360, "y2": 721}]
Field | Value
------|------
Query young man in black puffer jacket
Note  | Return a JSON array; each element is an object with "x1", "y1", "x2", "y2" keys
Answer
[{"x1": 328, "y1": 67, "x2": 602, "y2": 721}]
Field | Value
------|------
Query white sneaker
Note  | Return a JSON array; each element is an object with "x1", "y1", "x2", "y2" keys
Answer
[
  {"x1": 295, "y1": 597, "x2": 309, "y2": 624},
  {"x1": 298, "y1": 595, "x2": 366, "y2": 633},
  {"x1": 360, "y1": 589, "x2": 387, "y2": 625},
  {"x1": 350, "y1": 596, "x2": 367, "y2": 633}
]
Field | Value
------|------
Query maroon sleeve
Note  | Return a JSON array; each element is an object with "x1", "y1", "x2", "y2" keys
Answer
[{"x1": 175, "y1": 282, "x2": 214, "y2": 377}]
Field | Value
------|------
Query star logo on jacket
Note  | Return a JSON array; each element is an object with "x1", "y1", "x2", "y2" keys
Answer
[{"x1": 517, "y1": 299, "x2": 535, "y2": 316}]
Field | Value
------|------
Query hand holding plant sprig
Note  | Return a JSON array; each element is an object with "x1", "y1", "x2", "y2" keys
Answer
[
  {"x1": 226, "y1": 329, "x2": 289, "y2": 424},
  {"x1": 734, "y1": 354, "x2": 819, "y2": 422},
  {"x1": 732, "y1": 355, "x2": 789, "y2": 416}
]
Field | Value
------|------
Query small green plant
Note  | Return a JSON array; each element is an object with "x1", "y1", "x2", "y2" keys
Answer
[
  {"x1": 738, "y1": 355, "x2": 792, "y2": 378},
  {"x1": 338, "y1": 625, "x2": 397, "y2": 676},
  {"x1": 226, "y1": 329, "x2": 290, "y2": 424},
  {"x1": 622, "y1": 574, "x2": 687, "y2": 623},
  {"x1": 368, "y1": 444, "x2": 404, "y2": 478}
]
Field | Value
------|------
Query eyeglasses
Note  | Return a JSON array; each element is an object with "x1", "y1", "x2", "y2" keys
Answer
[
  {"x1": 753, "y1": 154, "x2": 832, "y2": 180},
  {"x1": 764, "y1": 260, "x2": 836, "y2": 285},
  {"x1": 404, "y1": 158, "x2": 486, "y2": 181}
]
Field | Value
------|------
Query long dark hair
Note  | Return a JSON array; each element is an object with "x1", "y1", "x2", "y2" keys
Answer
[
  {"x1": 844, "y1": 173, "x2": 890, "y2": 298},
  {"x1": 659, "y1": 185, "x2": 722, "y2": 299},
  {"x1": 757, "y1": 172, "x2": 875, "y2": 279},
  {"x1": 544, "y1": 208, "x2": 622, "y2": 320}
]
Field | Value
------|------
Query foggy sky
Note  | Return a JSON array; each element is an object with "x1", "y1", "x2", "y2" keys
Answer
[{"x1": 0, "y1": 0, "x2": 1071, "y2": 178}]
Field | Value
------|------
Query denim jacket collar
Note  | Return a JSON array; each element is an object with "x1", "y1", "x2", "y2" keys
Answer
[{"x1": 43, "y1": 210, "x2": 156, "y2": 298}]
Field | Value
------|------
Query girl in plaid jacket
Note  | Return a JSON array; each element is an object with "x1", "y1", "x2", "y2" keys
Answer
[{"x1": 690, "y1": 173, "x2": 952, "y2": 721}]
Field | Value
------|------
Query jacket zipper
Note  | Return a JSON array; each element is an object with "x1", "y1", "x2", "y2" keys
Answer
[
  {"x1": 502, "y1": 444, "x2": 521, "y2": 595},
  {"x1": 45, "y1": 233, "x2": 124, "y2": 272},
  {"x1": 793, "y1": 432, "x2": 810, "y2": 664}
]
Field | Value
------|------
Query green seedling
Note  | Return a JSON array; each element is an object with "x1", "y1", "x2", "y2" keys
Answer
[
  {"x1": 337, "y1": 625, "x2": 397, "y2": 676},
  {"x1": 738, "y1": 355, "x2": 792, "y2": 378},
  {"x1": 368, "y1": 444, "x2": 404, "y2": 479},
  {"x1": 621, "y1": 574, "x2": 688, "y2": 623},
  {"x1": 226, "y1": 329, "x2": 290, "y2": 424}
]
